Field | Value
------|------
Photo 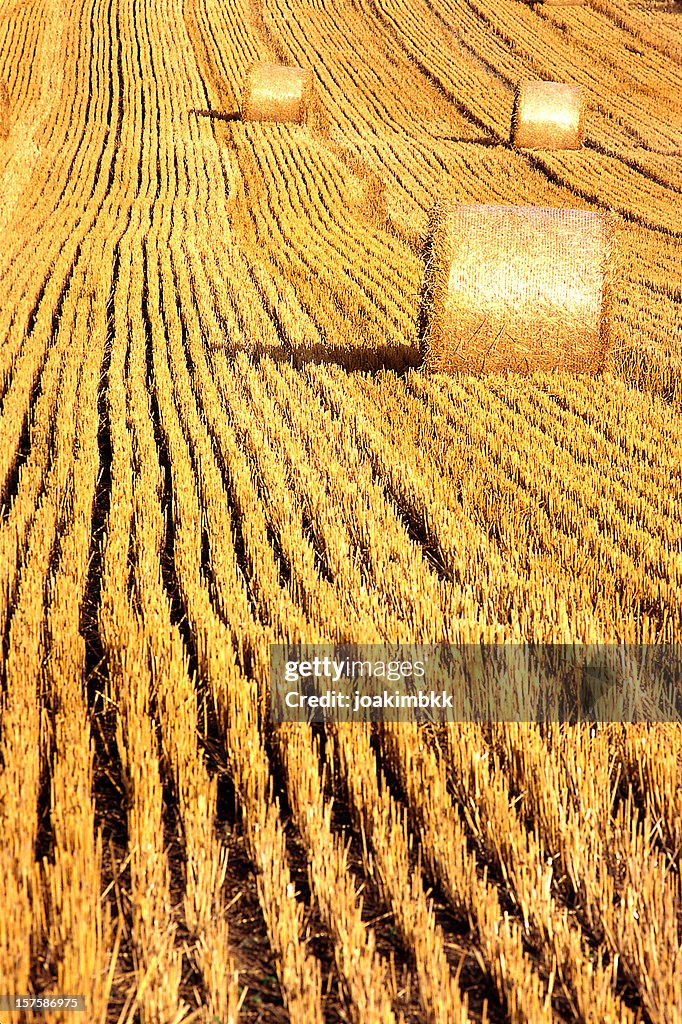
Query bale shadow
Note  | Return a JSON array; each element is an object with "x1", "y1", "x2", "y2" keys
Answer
[
  {"x1": 207, "y1": 339, "x2": 424, "y2": 376},
  {"x1": 430, "y1": 135, "x2": 502, "y2": 146},
  {"x1": 190, "y1": 107, "x2": 241, "y2": 122}
]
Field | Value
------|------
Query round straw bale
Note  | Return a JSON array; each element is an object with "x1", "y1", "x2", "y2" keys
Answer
[
  {"x1": 242, "y1": 62, "x2": 313, "y2": 124},
  {"x1": 0, "y1": 80, "x2": 9, "y2": 140},
  {"x1": 511, "y1": 81, "x2": 584, "y2": 150},
  {"x1": 422, "y1": 202, "x2": 614, "y2": 374}
]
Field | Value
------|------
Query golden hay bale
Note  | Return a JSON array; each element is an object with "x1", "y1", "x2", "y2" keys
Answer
[
  {"x1": 0, "y1": 80, "x2": 9, "y2": 140},
  {"x1": 422, "y1": 202, "x2": 614, "y2": 374},
  {"x1": 511, "y1": 81, "x2": 584, "y2": 150},
  {"x1": 241, "y1": 62, "x2": 313, "y2": 124},
  {"x1": 536, "y1": 1, "x2": 585, "y2": 6}
]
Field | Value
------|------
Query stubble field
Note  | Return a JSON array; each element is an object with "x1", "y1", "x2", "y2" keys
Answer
[{"x1": 1, "y1": 0, "x2": 682, "y2": 1021}]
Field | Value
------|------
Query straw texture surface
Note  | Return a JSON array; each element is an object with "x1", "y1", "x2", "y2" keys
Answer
[
  {"x1": 0, "y1": 80, "x2": 9, "y2": 139},
  {"x1": 242, "y1": 62, "x2": 313, "y2": 124},
  {"x1": 422, "y1": 202, "x2": 614, "y2": 375},
  {"x1": 511, "y1": 81, "x2": 584, "y2": 150}
]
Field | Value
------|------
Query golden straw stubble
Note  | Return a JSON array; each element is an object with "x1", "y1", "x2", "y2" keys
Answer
[
  {"x1": 0, "y1": 79, "x2": 9, "y2": 139},
  {"x1": 242, "y1": 62, "x2": 314, "y2": 124},
  {"x1": 422, "y1": 202, "x2": 615, "y2": 375},
  {"x1": 511, "y1": 81, "x2": 584, "y2": 150}
]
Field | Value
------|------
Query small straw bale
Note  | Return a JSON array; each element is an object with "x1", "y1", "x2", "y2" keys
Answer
[
  {"x1": 511, "y1": 81, "x2": 584, "y2": 150},
  {"x1": 0, "y1": 80, "x2": 9, "y2": 140},
  {"x1": 422, "y1": 202, "x2": 614, "y2": 375},
  {"x1": 242, "y1": 62, "x2": 313, "y2": 124}
]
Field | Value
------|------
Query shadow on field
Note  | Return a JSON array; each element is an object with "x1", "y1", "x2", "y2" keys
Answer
[
  {"x1": 190, "y1": 107, "x2": 241, "y2": 122},
  {"x1": 432, "y1": 135, "x2": 502, "y2": 146},
  {"x1": 207, "y1": 340, "x2": 424, "y2": 375}
]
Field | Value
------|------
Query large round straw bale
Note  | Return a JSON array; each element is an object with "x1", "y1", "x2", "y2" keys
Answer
[
  {"x1": 536, "y1": 1, "x2": 585, "y2": 6},
  {"x1": 0, "y1": 80, "x2": 9, "y2": 140},
  {"x1": 242, "y1": 62, "x2": 313, "y2": 124},
  {"x1": 511, "y1": 81, "x2": 584, "y2": 150},
  {"x1": 422, "y1": 202, "x2": 614, "y2": 374}
]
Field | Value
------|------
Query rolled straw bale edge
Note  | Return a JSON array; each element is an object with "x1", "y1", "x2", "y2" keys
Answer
[
  {"x1": 241, "y1": 62, "x2": 314, "y2": 125},
  {"x1": 510, "y1": 81, "x2": 585, "y2": 151},
  {"x1": 419, "y1": 203, "x2": 620, "y2": 376}
]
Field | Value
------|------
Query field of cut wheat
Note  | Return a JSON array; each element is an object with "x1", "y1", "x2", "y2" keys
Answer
[{"x1": 1, "y1": 0, "x2": 681, "y2": 1021}]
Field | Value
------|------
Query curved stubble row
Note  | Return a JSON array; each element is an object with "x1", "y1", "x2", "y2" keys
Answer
[
  {"x1": 591, "y1": 0, "x2": 682, "y2": 67},
  {"x1": 130, "y1": 230, "x2": 245, "y2": 1021},
  {"x1": 176, "y1": 265, "x2": 563, "y2": 1019},
  {"x1": 143, "y1": 220, "x2": 329, "y2": 1022},
  {"x1": 0, "y1": 252, "x2": 116, "y2": 1019},
  {"x1": 324, "y1": 366, "x2": 682, "y2": 643},
  {"x1": 277, "y1": 723, "x2": 400, "y2": 1024},
  {"x1": 0, "y1": 0, "x2": 122, "y2": 589},
  {"x1": 206, "y1": 350, "x2": 645, "y2": 1020},
  {"x1": 98, "y1": 222, "x2": 185, "y2": 1024},
  {"x1": 294, "y1": 364, "x2": 596, "y2": 642},
  {"x1": 0, "y1": 0, "x2": 64, "y2": 236},
  {"x1": 0, "y1": 0, "x2": 130, "y2": 1010},
  {"x1": 39, "y1": 280, "x2": 114, "y2": 1024},
  {"x1": 184, "y1": 0, "x2": 263, "y2": 113},
  {"x1": 87, "y1": 0, "x2": 329, "y2": 1001},
  {"x1": 0, "y1": 0, "x2": 117, "y2": 277},
  {"x1": 332, "y1": 723, "x2": 473, "y2": 1024},
  {"x1": 380, "y1": 722, "x2": 630, "y2": 1023},
  {"x1": 151, "y1": 211, "x2": 461, "y2": 1023},
  {"x1": 495, "y1": 723, "x2": 682, "y2": 1022},
  {"x1": 167, "y1": 225, "x2": 485, "y2": 1020},
  {"x1": 226, "y1": 124, "x2": 420, "y2": 352}
]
